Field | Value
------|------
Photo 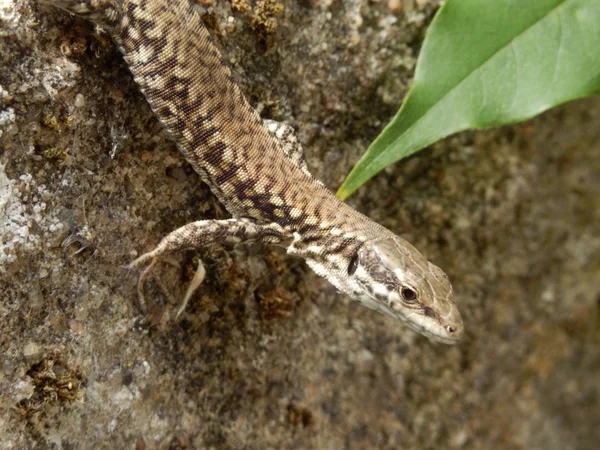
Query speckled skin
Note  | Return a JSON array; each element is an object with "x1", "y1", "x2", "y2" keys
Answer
[{"x1": 43, "y1": 0, "x2": 463, "y2": 343}]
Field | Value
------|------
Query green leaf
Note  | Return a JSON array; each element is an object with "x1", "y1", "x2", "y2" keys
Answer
[{"x1": 337, "y1": 0, "x2": 600, "y2": 200}]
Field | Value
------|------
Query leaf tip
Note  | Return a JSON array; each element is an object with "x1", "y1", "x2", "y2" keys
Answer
[
  {"x1": 335, "y1": 185, "x2": 351, "y2": 201},
  {"x1": 335, "y1": 190, "x2": 347, "y2": 201}
]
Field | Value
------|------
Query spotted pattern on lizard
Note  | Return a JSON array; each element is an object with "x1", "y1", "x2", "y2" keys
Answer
[{"x1": 42, "y1": 0, "x2": 464, "y2": 344}]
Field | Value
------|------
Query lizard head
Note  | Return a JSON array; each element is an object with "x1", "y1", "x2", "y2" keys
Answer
[{"x1": 347, "y1": 236, "x2": 463, "y2": 344}]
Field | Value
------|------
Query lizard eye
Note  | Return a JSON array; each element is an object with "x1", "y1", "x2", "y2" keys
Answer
[
  {"x1": 348, "y1": 254, "x2": 359, "y2": 275},
  {"x1": 401, "y1": 287, "x2": 417, "y2": 302}
]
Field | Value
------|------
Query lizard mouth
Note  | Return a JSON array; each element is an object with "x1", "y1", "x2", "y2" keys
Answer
[
  {"x1": 402, "y1": 310, "x2": 464, "y2": 344},
  {"x1": 403, "y1": 314, "x2": 464, "y2": 345}
]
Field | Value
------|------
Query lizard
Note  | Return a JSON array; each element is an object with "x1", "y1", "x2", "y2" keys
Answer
[{"x1": 41, "y1": 0, "x2": 464, "y2": 344}]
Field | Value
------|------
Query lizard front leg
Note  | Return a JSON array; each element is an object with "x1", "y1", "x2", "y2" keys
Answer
[
  {"x1": 262, "y1": 119, "x2": 328, "y2": 189},
  {"x1": 263, "y1": 119, "x2": 313, "y2": 177},
  {"x1": 128, "y1": 218, "x2": 290, "y2": 315}
]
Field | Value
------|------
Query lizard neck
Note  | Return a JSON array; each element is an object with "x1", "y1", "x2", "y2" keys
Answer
[{"x1": 285, "y1": 185, "x2": 395, "y2": 275}]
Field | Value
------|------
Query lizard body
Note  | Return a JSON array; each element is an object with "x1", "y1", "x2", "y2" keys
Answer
[{"x1": 43, "y1": 0, "x2": 463, "y2": 344}]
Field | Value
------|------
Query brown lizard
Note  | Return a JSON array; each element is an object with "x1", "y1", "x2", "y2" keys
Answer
[{"x1": 42, "y1": 0, "x2": 464, "y2": 344}]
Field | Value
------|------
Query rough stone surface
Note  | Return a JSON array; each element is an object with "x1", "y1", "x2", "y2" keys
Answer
[{"x1": 1, "y1": 1, "x2": 599, "y2": 449}]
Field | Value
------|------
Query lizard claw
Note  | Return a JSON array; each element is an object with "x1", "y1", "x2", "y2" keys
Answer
[
  {"x1": 176, "y1": 258, "x2": 206, "y2": 319},
  {"x1": 122, "y1": 245, "x2": 165, "y2": 312},
  {"x1": 126, "y1": 248, "x2": 160, "y2": 270},
  {"x1": 134, "y1": 256, "x2": 160, "y2": 312}
]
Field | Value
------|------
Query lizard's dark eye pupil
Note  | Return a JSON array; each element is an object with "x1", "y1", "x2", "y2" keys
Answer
[
  {"x1": 348, "y1": 254, "x2": 359, "y2": 275},
  {"x1": 401, "y1": 287, "x2": 417, "y2": 301}
]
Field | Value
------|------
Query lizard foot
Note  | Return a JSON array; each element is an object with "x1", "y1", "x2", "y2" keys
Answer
[
  {"x1": 125, "y1": 218, "x2": 287, "y2": 318},
  {"x1": 127, "y1": 250, "x2": 205, "y2": 318}
]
